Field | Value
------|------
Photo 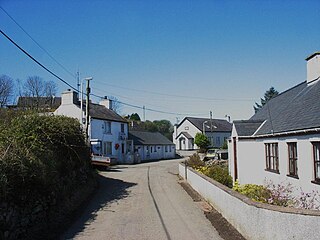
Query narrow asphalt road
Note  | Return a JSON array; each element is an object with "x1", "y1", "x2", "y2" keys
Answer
[{"x1": 60, "y1": 159, "x2": 223, "y2": 240}]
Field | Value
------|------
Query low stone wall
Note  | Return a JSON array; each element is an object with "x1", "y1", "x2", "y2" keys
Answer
[
  {"x1": 0, "y1": 176, "x2": 97, "y2": 240},
  {"x1": 179, "y1": 163, "x2": 320, "y2": 240}
]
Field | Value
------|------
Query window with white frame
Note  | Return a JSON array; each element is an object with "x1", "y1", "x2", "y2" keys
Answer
[
  {"x1": 265, "y1": 143, "x2": 279, "y2": 173},
  {"x1": 312, "y1": 142, "x2": 320, "y2": 182},
  {"x1": 121, "y1": 123, "x2": 125, "y2": 133},
  {"x1": 104, "y1": 121, "x2": 111, "y2": 134},
  {"x1": 288, "y1": 142, "x2": 298, "y2": 177}
]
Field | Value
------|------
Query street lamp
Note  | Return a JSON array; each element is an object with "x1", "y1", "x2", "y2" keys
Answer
[{"x1": 203, "y1": 120, "x2": 208, "y2": 134}]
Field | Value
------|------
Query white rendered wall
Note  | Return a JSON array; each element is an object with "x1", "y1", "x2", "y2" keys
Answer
[
  {"x1": 179, "y1": 164, "x2": 320, "y2": 240},
  {"x1": 229, "y1": 134, "x2": 320, "y2": 195},
  {"x1": 175, "y1": 119, "x2": 201, "y2": 150}
]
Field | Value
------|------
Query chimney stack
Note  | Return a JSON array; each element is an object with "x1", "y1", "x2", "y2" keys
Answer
[
  {"x1": 99, "y1": 96, "x2": 113, "y2": 110},
  {"x1": 306, "y1": 52, "x2": 320, "y2": 84},
  {"x1": 61, "y1": 90, "x2": 78, "y2": 105}
]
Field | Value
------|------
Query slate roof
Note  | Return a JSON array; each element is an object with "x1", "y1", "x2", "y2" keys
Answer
[
  {"x1": 129, "y1": 131, "x2": 174, "y2": 145},
  {"x1": 85, "y1": 103, "x2": 127, "y2": 123},
  {"x1": 176, "y1": 131, "x2": 193, "y2": 139},
  {"x1": 17, "y1": 96, "x2": 61, "y2": 109},
  {"x1": 236, "y1": 80, "x2": 320, "y2": 137},
  {"x1": 181, "y1": 117, "x2": 232, "y2": 132},
  {"x1": 233, "y1": 120, "x2": 265, "y2": 136}
]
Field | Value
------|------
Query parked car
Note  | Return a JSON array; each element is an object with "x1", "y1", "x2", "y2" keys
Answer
[
  {"x1": 204, "y1": 148, "x2": 217, "y2": 161},
  {"x1": 216, "y1": 149, "x2": 228, "y2": 160}
]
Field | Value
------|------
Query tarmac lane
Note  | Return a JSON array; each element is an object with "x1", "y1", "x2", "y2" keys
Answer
[{"x1": 60, "y1": 159, "x2": 223, "y2": 240}]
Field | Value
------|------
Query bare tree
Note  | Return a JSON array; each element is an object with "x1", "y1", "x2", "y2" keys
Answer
[
  {"x1": 44, "y1": 80, "x2": 57, "y2": 97},
  {"x1": 0, "y1": 75, "x2": 14, "y2": 107},
  {"x1": 24, "y1": 76, "x2": 45, "y2": 97},
  {"x1": 109, "y1": 96, "x2": 122, "y2": 114}
]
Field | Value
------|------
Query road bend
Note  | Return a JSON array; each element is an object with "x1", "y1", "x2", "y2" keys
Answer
[{"x1": 61, "y1": 159, "x2": 223, "y2": 240}]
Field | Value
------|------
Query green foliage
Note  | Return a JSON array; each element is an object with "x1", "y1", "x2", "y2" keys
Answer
[
  {"x1": 194, "y1": 133, "x2": 210, "y2": 151},
  {"x1": 0, "y1": 111, "x2": 92, "y2": 204},
  {"x1": 233, "y1": 181, "x2": 271, "y2": 203},
  {"x1": 187, "y1": 153, "x2": 205, "y2": 168},
  {"x1": 254, "y1": 86, "x2": 279, "y2": 113},
  {"x1": 221, "y1": 140, "x2": 228, "y2": 149},
  {"x1": 129, "y1": 113, "x2": 141, "y2": 121},
  {"x1": 197, "y1": 165, "x2": 233, "y2": 188}
]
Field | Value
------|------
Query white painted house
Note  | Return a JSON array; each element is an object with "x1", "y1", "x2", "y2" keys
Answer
[
  {"x1": 229, "y1": 52, "x2": 320, "y2": 194},
  {"x1": 129, "y1": 131, "x2": 176, "y2": 162},
  {"x1": 173, "y1": 117, "x2": 232, "y2": 150},
  {"x1": 54, "y1": 90, "x2": 131, "y2": 164}
]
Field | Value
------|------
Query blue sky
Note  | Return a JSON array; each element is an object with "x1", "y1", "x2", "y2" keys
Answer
[{"x1": 1, "y1": 0, "x2": 319, "y2": 123}]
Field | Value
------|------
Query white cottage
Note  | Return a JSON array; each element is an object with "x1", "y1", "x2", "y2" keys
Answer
[
  {"x1": 173, "y1": 117, "x2": 232, "y2": 150},
  {"x1": 129, "y1": 131, "x2": 176, "y2": 162},
  {"x1": 55, "y1": 90, "x2": 131, "y2": 164},
  {"x1": 229, "y1": 52, "x2": 320, "y2": 194}
]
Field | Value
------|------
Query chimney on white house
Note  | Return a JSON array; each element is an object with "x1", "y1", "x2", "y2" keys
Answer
[
  {"x1": 61, "y1": 89, "x2": 78, "y2": 105},
  {"x1": 99, "y1": 96, "x2": 113, "y2": 110},
  {"x1": 306, "y1": 52, "x2": 320, "y2": 84}
]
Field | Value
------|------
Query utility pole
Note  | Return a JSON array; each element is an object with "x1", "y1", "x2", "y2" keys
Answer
[
  {"x1": 210, "y1": 111, "x2": 213, "y2": 132},
  {"x1": 143, "y1": 105, "x2": 146, "y2": 121},
  {"x1": 85, "y1": 77, "x2": 93, "y2": 144}
]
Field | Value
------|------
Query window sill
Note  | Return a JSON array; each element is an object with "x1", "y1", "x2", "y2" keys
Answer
[
  {"x1": 311, "y1": 180, "x2": 320, "y2": 185},
  {"x1": 265, "y1": 169, "x2": 280, "y2": 174},
  {"x1": 287, "y1": 174, "x2": 299, "y2": 179}
]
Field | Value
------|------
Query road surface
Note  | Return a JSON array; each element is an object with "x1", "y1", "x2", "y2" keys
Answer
[{"x1": 61, "y1": 159, "x2": 223, "y2": 240}]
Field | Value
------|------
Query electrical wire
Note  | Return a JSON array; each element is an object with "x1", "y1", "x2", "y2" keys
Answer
[
  {"x1": 0, "y1": 6, "x2": 76, "y2": 79},
  {"x1": 0, "y1": 29, "x2": 78, "y2": 92}
]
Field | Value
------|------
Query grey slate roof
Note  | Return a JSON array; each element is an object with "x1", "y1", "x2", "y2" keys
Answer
[
  {"x1": 236, "y1": 80, "x2": 320, "y2": 136},
  {"x1": 176, "y1": 131, "x2": 193, "y2": 139},
  {"x1": 129, "y1": 131, "x2": 174, "y2": 145},
  {"x1": 181, "y1": 117, "x2": 232, "y2": 132},
  {"x1": 86, "y1": 103, "x2": 128, "y2": 123},
  {"x1": 233, "y1": 120, "x2": 265, "y2": 136}
]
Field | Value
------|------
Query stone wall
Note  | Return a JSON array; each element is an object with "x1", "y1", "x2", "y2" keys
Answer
[{"x1": 0, "y1": 176, "x2": 97, "y2": 240}]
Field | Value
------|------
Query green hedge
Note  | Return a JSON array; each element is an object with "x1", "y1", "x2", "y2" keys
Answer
[{"x1": 0, "y1": 111, "x2": 92, "y2": 204}]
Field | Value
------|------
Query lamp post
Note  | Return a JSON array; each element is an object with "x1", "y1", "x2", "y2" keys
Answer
[{"x1": 202, "y1": 120, "x2": 208, "y2": 135}]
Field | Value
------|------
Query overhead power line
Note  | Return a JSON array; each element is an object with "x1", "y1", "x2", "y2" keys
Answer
[
  {"x1": 1, "y1": 29, "x2": 206, "y2": 117},
  {"x1": 0, "y1": 29, "x2": 78, "y2": 91},
  {"x1": 0, "y1": 6, "x2": 76, "y2": 79},
  {"x1": 94, "y1": 81, "x2": 255, "y2": 102}
]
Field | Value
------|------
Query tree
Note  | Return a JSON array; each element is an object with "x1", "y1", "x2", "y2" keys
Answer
[
  {"x1": 23, "y1": 76, "x2": 45, "y2": 97},
  {"x1": 125, "y1": 113, "x2": 141, "y2": 121},
  {"x1": 254, "y1": 87, "x2": 279, "y2": 113},
  {"x1": 153, "y1": 120, "x2": 173, "y2": 140},
  {"x1": 109, "y1": 96, "x2": 121, "y2": 114},
  {"x1": 194, "y1": 133, "x2": 210, "y2": 152},
  {"x1": 0, "y1": 75, "x2": 14, "y2": 107},
  {"x1": 44, "y1": 80, "x2": 57, "y2": 97}
]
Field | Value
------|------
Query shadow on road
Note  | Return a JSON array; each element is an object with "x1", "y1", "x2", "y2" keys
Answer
[{"x1": 60, "y1": 174, "x2": 137, "y2": 239}]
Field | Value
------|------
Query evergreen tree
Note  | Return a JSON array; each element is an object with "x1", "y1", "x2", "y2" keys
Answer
[{"x1": 254, "y1": 87, "x2": 279, "y2": 113}]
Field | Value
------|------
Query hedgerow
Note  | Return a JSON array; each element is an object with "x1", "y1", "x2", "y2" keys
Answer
[{"x1": 0, "y1": 111, "x2": 93, "y2": 204}]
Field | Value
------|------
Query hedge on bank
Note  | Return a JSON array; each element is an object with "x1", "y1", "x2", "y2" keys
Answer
[{"x1": 0, "y1": 111, "x2": 93, "y2": 204}]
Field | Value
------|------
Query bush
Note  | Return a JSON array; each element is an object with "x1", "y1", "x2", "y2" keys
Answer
[
  {"x1": 194, "y1": 133, "x2": 210, "y2": 152},
  {"x1": 197, "y1": 165, "x2": 233, "y2": 188},
  {"x1": 233, "y1": 181, "x2": 271, "y2": 203},
  {"x1": 187, "y1": 153, "x2": 205, "y2": 168},
  {"x1": 0, "y1": 112, "x2": 92, "y2": 204}
]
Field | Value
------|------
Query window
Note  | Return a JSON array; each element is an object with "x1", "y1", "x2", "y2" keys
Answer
[
  {"x1": 165, "y1": 145, "x2": 168, "y2": 152},
  {"x1": 104, "y1": 121, "x2": 111, "y2": 133},
  {"x1": 151, "y1": 146, "x2": 153, "y2": 153},
  {"x1": 103, "y1": 141, "x2": 112, "y2": 155},
  {"x1": 288, "y1": 143, "x2": 298, "y2": 177},
  {"x1": 185, "y1": 126, "x2": 189, "y2": 130},
  {"x1": 121, "y1": 123, "x2": 125, "y2": 133},
  {"x1": 216, "y1": 137, "x2": 221, "y2": 146},
  {"x1": 313, "y1": 142, "x2": 320, "y2": 182},
  {"x1": 265, "y1": 143, "x2": 279, "y2": 173},
  {"x1": 154, "y1": 146, "x2": 157, "y2": 152},
  {"x1": 121, "y1": 143, "x2": 125, "y2": 154}
]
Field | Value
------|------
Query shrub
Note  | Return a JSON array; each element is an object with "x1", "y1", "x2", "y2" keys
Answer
[
  {"x1": 0, "y1": 112, "x2": 92, "y2": 204},
  {"x1": 187, "y1": 153, "x2": 205, "y2": 168},
  {"x1": 265, "y1": 181, "x2": 295, "y2": 207},
  {"x1": 197, "y1": 165, "x2": 233, "y2": 188},
  {"x1": 233, "y1": 181, "x2": 271, "y2": 203},
  {"x1": 194, "y1": 133, "x2": 210, "y2": 152}
]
